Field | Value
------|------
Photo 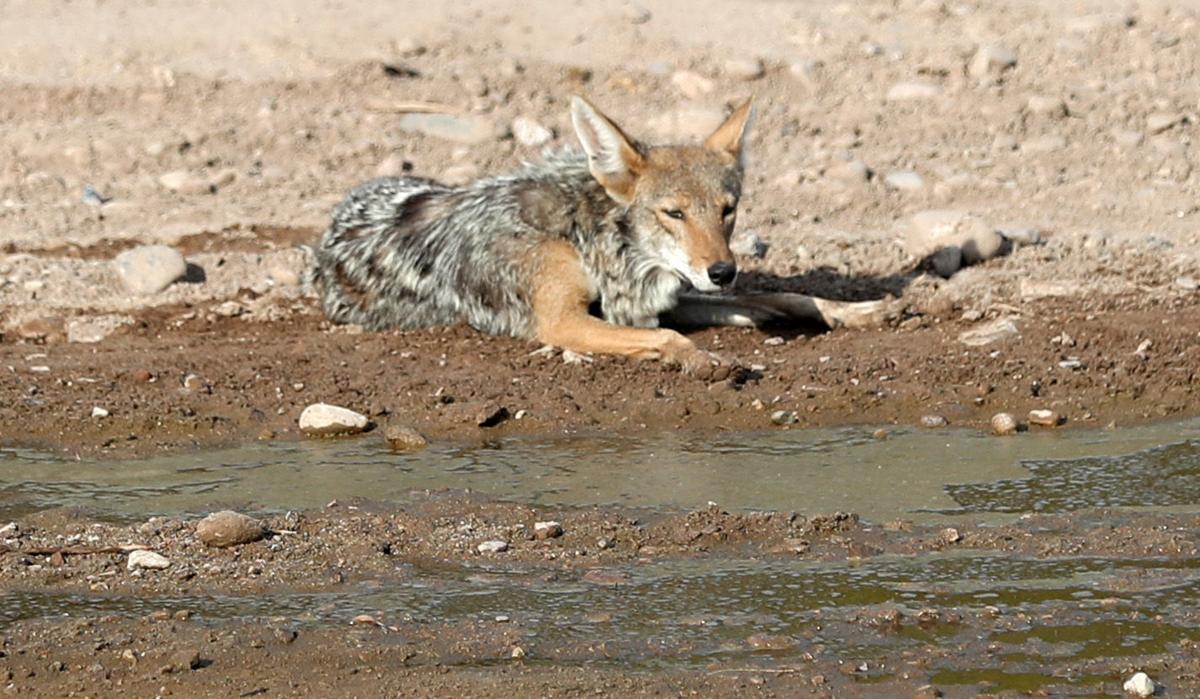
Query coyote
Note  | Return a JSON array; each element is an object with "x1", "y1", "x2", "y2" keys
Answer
[{"x1": 312, "y1": 97, "x2": 891, "y2": 376}]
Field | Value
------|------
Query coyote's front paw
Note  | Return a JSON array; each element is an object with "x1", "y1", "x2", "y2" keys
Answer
[{"x1": 673, "y1": 346, "x2": 735, "y2": 382}]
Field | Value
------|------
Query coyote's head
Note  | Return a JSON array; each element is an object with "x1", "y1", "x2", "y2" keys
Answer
[{"x1": 570, "y1": 96, "x2": 753, "y2": 292}]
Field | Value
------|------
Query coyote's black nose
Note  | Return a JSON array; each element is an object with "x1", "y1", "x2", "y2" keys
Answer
[{"x1": 707, "y1": 262, "x2": 737, "y2": 286}]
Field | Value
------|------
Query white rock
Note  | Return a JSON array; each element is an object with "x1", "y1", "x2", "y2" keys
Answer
[
  {"x1": 1112, "y1": 129, "x2": 1144, "y2": 148},
  {"x1": 158, "y1": 170, "x2": 210, "y2": 194},
  {"x1": 1177, "y1": 276, "x2": 1198, "y2": 291},
  {"x1": 883, "y1": 170, "x2": 925, "y2": 191},
  {"x1": 127, "y1": 550, "x2": 170, "y2": 571},
  {"x1": 999, "y1": 227, "x2": 1042, "y2": 246},
  {"x1": 91, "y1": 406, "x2": 109, "y2": 418},
  {"x1": 1123, "y1": 672, "x2": 1155, "y2": 697},
  {"x1": 477, "y1": 540, "x2": 509, "y2": 554},
  {"x1": 1028, "y1": 409, "x2": 1060, "y2": 427},
  {"x1": 968, "y1": 44, "x2": 1017, "y2": 79},
  {"x1": 886, "y1": 82, "x2": 943, "y2": 101},
  {"x1": 113, "y1": 245, "x2": 188, "y2": 295},
  {"x1": 958, "y1": 318, "x2": 1019, "y2": 346},
  {"x1": 299, "y1": 403, "x2": 369, "y2": 436},
  {"x1": 671, "y1": 70, "x2": 715, "y2": 99},
  {"x1": 511, "y1": 116, "x2": 553, "y2": 147}
]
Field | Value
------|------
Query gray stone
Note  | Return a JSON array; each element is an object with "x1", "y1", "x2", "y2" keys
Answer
[
  {"x1": 999, "y1": 227, "x2": 1042, "y2": 246},
  {"x1": 398, "y1": 113, "x2": 497, "y2": 144},
  {"x1": 958, "y1": 317, "x2": 1019, "y2": 346},
  {"x1": 299, "y1": 403, "x2": 369, "y2": 436},
  {"x1": 771, "y1": 410, "x2": 799, "y2": 425},
  {"x1": 113, "y1": 245, "x2": 188, "y2": 295},
  {"x1": 511, "y1": 116, "x2": 553, "y2": 147},
  {"x1": 883, "y1": 170, "x2": 925, "y2": 191},
  {"x1": 929, "y1": 246, "x2": 962, "y2": 277},
  {"x1": 196, "y1": 510, "x2": 266, "y2": 548},
  {"x1": 886, "y1": 81, "x2": 943, "y2": 101},
  {"x1": 534, "y1": 521, "x2": 563, "y2": 539}
]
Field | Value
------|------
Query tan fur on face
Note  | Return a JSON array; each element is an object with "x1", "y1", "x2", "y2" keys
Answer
[{"x1": 640, "y1": 146, "x2": 740, "y2": 271}]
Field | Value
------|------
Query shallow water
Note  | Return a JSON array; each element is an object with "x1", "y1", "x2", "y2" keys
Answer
[
  {"x1": 4, "y1": 419, "x2": 1200, "y2": 693},
  {"x1": 2, "y1": 418, "x2": 1199, "y2": 523}
]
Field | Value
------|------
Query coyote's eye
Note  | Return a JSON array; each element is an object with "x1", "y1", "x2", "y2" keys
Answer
[
  {"x1": 663, "y1": 208, "x2": 685, "y2": 220},
  {"x1": 722, "y1": 204, "x2": 737, "y2": 218}
]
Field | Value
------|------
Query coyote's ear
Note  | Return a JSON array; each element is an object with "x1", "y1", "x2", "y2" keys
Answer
[
  {"x1": 570, "y1": 97, "x2": 644, "y2": 205},
  {"x1": 704, "y1": 97, "x2": 754, "y2": 165}
]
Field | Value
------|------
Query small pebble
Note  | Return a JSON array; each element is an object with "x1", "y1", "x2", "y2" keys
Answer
[
  {"x1": 511, "y1": 116, "x2": 553, "y2": 147},
  {"x1": 91, "y1": 406, "x2": 109, "y2": 418},
  {"x1": 920, "y1": 414, "x2": 948, "y2": 428},
  {"x1": 299, "y1": 403, "x2": 369, "y2": 436},
  {"x1": 477, "y1": 540, "x2": 509, "y2": 554},
  {"x1": 883, "y1": 170, "x2": 925, "y2": 191},
  {"x1": 534, "y1": 521, "x2": 564, "y2": 539},
  {"x1": 113, "y1": 245, "x2": 188, "y2": 295},
  {"x1": 990, "y1": 412, "x2": 1018, "y2": 435},
  {"x1": 723, "y1": 57, "x2": 765, "y2": 81},
  {"x1": 1123, "y1": 672, "x2": 1156, "y2": 697},
  {"x1": 968, "y1": 44, "x2": 1017, "y2": 79},
  {"x1": 196, "y1": 511, "x2": 266, "y2": 548},
  {"x1": 383, "y1": 423, "x2": 428, "y2": 450},
  {"x1": 1028, "y1": 409, "x2": 1061, "y2": 427},
  {"x1": 127, "y1": 550, "x2": 170, "y2": 571},
  {"x1": 771, "y1": 410, "x2": 798, "y2": 425},
  {"x1": 940, "y1": 527, "x2": 962, "y2": 544},
  {"x1": 886, "y1": 82, "x2": 943, "y2": 101}
]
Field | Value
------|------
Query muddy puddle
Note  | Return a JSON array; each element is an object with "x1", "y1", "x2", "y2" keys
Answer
[
  {"x1": 2, "y1": 418, "x2": 1199, "y2": 523},
  {"x1": 4, "y1": 421, "x2": 1200, "y2": 694}
]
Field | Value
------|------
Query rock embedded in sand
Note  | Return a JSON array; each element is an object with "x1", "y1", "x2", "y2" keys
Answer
[
  {"x1": 825, "y1": 159, "x2": 872, "y2": 184},
  {"x1": 907, "y1": 209, "x2": 1005, "y2": 267},
  {"x1": 127, "y1": 550, "x2": 170, "y2": 571},
  {"x1": 886, "y1": 81, "x2": 942, "y2": 101},
  {"x1": 723, "y1": 56, "x2": 765, "y2": 81},
  {"x1": 1028, "y1": 409, "x2": 1061, "y2": 427},
  {"x1": 1026, "y1": 95, "x2": 1067, "y2": 118},
  {"x1": 534, "y1": 521, "x2": 563, "y2": 540},
  {"x1": 958, "y1": 318, "x2": 1019, "y2": 347},
  {"x1": 383, "y1": 423, "x2": 428, "y2": 450},
  {"x1": 113, "y1": 245, "x2": 188, "y2": 295},
  {"x1": 990, "y1": 412, "x2": 1018, "y2": 436},
  {"x1": 299, "y1": 403, "x2": 369, "y2": 436},
  {"x1": 670, "y1": 70, "x2": 715, "y2": 99},
  {"x1": 477, "y1": 540, "x2": 509, "y2": 554},
  {"x1": 771, "y1": 410, "x2": 799, "y2": 425},
  {"x1": 1146, "y1": 112, "x2": 1181, "y2": 135},
  {"x1": 1123, "y1": 672, "x2": 1156, "y2": 697},
  {"x1": 883, "y1": 170, "x2": 925, "y2": 191},
  {"x1": 511, "y1": 116, "x2": 553, "y2": 147},
  {"x1": 968, "y1": 44, "x2": 1017, "y2": 79},
  {"x1": 196, "y1": 510, "x2": 266, "y2": 548},
  {"x1": 398, "y1": 113, "x2": 497, "y2": 144}
]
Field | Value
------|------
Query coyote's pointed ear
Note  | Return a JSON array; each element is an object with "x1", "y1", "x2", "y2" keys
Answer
[
  {"x1": 570, "y1": 97, "x2": 644, "y2": 205},
  {"x1": 704, "y1": 97, "x2": 754, "y2": 165}
]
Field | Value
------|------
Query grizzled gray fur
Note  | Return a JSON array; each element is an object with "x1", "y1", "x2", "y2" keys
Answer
[{"x1": 311, "y1": 149, "x2": 741, "y2": 337}]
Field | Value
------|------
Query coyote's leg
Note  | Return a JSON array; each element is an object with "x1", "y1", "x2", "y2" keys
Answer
[
  {"x1": 667, "y1": 292, "x2": 897, "y2": 329},
  {"x1": 530, "y1": 241, "x2": 729, "y2": 378}
]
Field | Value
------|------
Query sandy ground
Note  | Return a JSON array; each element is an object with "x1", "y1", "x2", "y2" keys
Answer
[{"x1": 3, "y1": 0, "x2": 1200, "y2": 695}]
